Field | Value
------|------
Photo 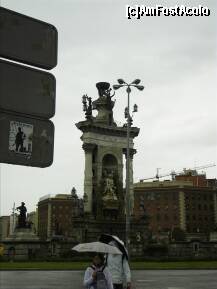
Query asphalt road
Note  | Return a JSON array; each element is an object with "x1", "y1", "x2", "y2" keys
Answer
[{"x1": 0, "y1": 270, "x2": 217, "y2": 289}]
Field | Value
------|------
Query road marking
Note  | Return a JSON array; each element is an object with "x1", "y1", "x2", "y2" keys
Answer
[
  {"x1": 136, "y1": 279, "x2": 155, "y2": 282},
  {"x1": 168, "y1": 287, "x2": 186, "y2": 289}
]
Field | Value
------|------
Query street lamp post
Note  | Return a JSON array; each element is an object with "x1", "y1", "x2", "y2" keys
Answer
[{"x1": 113, "y1": 79, "x2": 144, "y2": 255}]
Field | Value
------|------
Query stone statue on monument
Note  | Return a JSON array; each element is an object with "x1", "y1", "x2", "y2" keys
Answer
[
  {"x1": 16, "y1": 202, "x2": 27, "y2": 228},
  {"x1": 102, "y1": 170, "x2": 118, "y2": 202}
]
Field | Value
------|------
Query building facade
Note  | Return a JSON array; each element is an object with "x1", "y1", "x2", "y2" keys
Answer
[
  {"x1": 0, "y1": 216, "x2": 10, "y2": 241},
  {"x1": 27, "y1": 210, "x2": 38, "y2": 234},
  {"x1": 37, "y1": 191, "x2": 83, "y2": 240},
  {"x1": 134, "y1": 171, "x2": 217, "y2": 239}
]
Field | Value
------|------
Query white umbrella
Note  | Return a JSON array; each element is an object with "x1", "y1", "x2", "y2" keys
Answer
[
  {"x1": 99, "y1": 234, "x2": 128, "y2": 259},
  {"x1": 72, "y1": 241, "x2": 122, "y2": 255}
]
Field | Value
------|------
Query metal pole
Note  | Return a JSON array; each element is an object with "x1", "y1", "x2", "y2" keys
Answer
[
  {"x1": 126, "y1": 86, "x2": 131, "y2": 255},
  {"x1": 12, "y1": 202, "x2": 15, "y2": 233},
  {"x1": 113, "y1": 78, "x2": 144, "y2": 257},
  {"x1": 0, "y1": 165, "x2": 1, "y2": 217}
]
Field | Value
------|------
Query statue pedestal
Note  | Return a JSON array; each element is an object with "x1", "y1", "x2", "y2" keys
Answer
[
  {"x1": 7, "y1": 227, "x2": 40, "y2": 241},
  {"x1": 3, "y1": 227, "x2": 40, "y2": 261}
]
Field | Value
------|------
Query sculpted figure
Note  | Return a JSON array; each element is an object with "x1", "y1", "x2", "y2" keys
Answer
[{"x1": 102, "y1": 170, "x2": 118, "y2": 201}]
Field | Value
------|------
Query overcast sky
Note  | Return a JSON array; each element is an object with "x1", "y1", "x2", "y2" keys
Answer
[{"x1": 0, "y1": 0, "x2": 216, "y2": 216}]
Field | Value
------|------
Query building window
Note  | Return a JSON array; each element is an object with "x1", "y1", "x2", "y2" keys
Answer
[
  {"x1": 204, "y1": 204, "x2": 207, "y2": 210},
  {"x1": 198, "y1": 204, "x2": 201, "y2": 210}
]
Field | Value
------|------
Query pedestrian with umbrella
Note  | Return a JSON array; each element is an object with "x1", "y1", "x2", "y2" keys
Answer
[
  {"x1": 72, "y1": 241, "x2": 122, "y2": 289},
  {"x1": 99, "y1": 234, "x2": 131, "y2": 289}
]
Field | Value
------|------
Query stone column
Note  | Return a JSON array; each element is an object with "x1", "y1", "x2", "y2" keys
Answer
[
  {"x1": 82, "y1": 143, "x2": 95, "y2": 214},
  {"x1": 179, "y1": 190, "x2": 186, "y2": 231},
  {"x1": 213, "y1": 192, "x2": 217, "y2": 225},
  {"x1": 123, "y1": 148, "x2": 136, "y2": 215},
  {"x1": 47, "y1": 200, "x2": 51, "y2": 239}
]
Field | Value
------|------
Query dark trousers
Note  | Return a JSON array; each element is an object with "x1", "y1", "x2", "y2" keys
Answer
[{"x1": 113, "y1": 284, "x2": 123, "y2": 289}]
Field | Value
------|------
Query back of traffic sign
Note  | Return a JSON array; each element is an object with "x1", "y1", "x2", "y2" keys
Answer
[
  {"x1": 0, "y1": 7, "x2": 58, "y2": 69},
  {"x1": 0, "y1": 7, "x2": 57, "y2": 168},
  {"x1": 0, "y1": 112, "x2": 54, "y2": 168},
  {"x1": 0, "y1": 60, "x2": 56, "y2": 119}
]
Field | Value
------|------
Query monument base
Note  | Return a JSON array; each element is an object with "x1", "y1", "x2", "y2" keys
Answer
[
  {"x1": 6, "y1": 227, "x2": 40, "y2": 241},
  {"x1": 71, "y1": 215, "x2": 149, "y2": 257},
  {"x1": 3, "y1": 227, "x2": 41, "y2": 261}
]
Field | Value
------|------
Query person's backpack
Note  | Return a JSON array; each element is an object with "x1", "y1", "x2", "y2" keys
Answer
[{"x1": 91, "y1": 265, "x2": 108, "y2": 289}]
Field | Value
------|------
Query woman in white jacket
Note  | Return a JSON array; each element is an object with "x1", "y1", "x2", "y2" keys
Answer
[{"x1": 106, "y1": 241, "x2": 131, "y2": 289}]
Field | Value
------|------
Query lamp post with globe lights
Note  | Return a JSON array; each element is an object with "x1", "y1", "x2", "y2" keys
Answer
[{"x1": 113, "y1": 79, "x2": 144, "y2": 255}]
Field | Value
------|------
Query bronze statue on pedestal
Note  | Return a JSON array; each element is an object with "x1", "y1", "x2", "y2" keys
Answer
[{"x1": 16, "y1": 202, "x2": 27, "y2": 228}]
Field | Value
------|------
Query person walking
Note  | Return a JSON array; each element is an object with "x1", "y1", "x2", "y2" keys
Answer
[
  {"x1": 83, "y1": 253, "x2": 113, "y2": 289},
  {"x1": 106, "y1": 240, "x2": 131, "y2": 289}
]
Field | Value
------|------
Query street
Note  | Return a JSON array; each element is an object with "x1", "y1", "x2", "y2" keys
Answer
[{"x1": 0, "y1": 270, "x2": 217, "y2": 289}]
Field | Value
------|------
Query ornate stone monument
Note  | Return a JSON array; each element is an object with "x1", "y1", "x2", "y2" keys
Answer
[{"x1": 74, "y1": 82, "x2": 145, "y2": 244}]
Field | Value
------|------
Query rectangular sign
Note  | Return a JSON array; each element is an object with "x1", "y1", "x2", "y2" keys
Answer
[
  {"x1": 0, "y1": 7, "x2": 57, "y2": 69},
  {"x1": 0, "y1": 112, "x2": 54, "y2": 167},
  {"x1": 0, "y1": 60, "x2": 56, "y2": 119}
]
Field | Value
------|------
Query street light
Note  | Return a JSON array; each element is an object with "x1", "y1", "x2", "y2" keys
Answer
[{"x1": 113, "y1": 79, "x2": 144, "y2": 255}]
